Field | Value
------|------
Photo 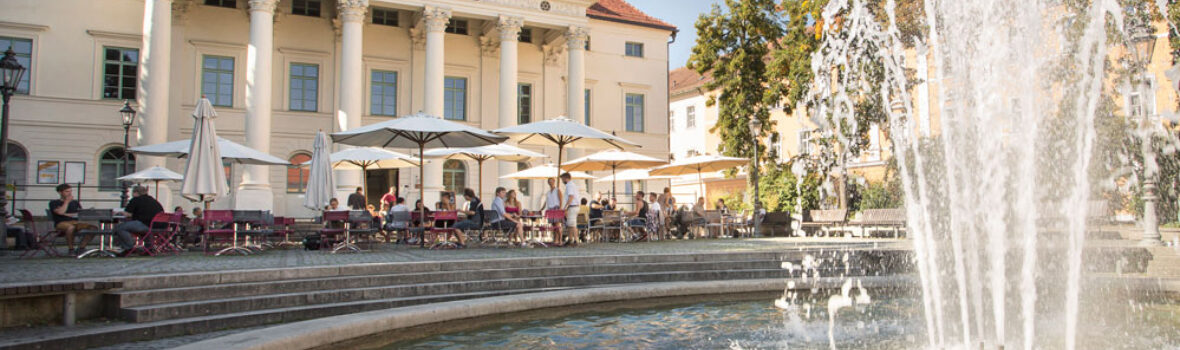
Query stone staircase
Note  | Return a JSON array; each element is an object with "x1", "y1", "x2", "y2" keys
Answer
[{"x1": 0, "y1": 249, "x2": 912, "y2": 350}]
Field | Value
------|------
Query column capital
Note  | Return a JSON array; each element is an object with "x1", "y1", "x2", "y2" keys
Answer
[
  {"x1": 497, "y1": 15, "x2": 524, "y2": 42},
  {"x1": 337, "y1": 0, "x2": 368, "y2": 22},
  {"x1": 247, "y1": 0, "x2": 278, "y2": 13},
  {"x1": 422, "y1": 6, "x2": 452, "y2": 33},
  {"x1": 564, "y1": 26, "x2": 589, "y2": 50}
]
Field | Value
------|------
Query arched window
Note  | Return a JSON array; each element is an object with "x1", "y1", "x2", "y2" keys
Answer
[
  {"x1": 5, "y1": 143, "x2": 27, "y2": 186},
  {"x1": 442, "y1": 160, "x2": 466, "y2": 195},
  {"x1": 99, "y1": 147, "x2": 135, "y2": 191},
  {"x1": 286, "y1": 153, "x2": 311, "y2": 193}
]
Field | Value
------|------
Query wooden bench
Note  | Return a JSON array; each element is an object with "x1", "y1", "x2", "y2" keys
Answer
[
  {"x1": 851, "y1": 208, "x2": 907, "y2": 238},
  {"x1": 0, "y1": 281, "x2": 123, "y2": 327},
  {"x1": 799, "y1": 209, "x2": 848, "y2": 237},
  {"x1": 759, "y1": 212, "x2": 792, "y2": 237}
]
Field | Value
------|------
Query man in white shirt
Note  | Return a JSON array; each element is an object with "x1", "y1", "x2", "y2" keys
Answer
[
  {"x1": 561, "y1": 172, "x2": 581, "y2": 245},
  {"x1": 544, "y1": 178, "x2": 560, "y2": 210},
  {"x1": 385, "y1": 197, "x2": 409, "y2": 230}
]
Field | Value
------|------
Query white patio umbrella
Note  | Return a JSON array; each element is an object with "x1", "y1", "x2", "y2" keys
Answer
[
  {"x1": 593, "y1": 168, "x2": 677, "y2": 183},
  {"x1": 562, "y1": 150, "x2": 667, "y2": 200},
  {"x1": 649, "y1": 154, "x2": 749, "y2": 204},
  {"x1": 330, "y1": 112, "x2": 507, "y2": 248},
  {"x1": 329, "y1": 147, "x2": 418, "y2": 203},
  {"x1": 117, "y1": 166, "x2": 183, "y2": 199},
  {"x1": 501, "y1": 164, "x2": 595, "y2": 180},
  {"x1": 303, "y1": 131, "x2": 335, "y2": 211},
  {"x1": 130, "y1": 137, "x2": 288, "y2": 165},
  {"x1": 493, "y1": 116, "x2": 638, "y2": 207},
  {"x1": 423, "y1": 144, "x2": 547, "y2": 198},
  {"x1": 180, "y1": 98, "x2": 229, "y2": 206}
]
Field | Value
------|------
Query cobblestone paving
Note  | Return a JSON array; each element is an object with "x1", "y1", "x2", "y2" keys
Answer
[{"x1": 0, "y1": 238, "x2": 907, "y2": 284}]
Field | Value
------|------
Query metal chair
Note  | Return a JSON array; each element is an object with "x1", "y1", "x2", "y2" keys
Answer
[
  {"x1": 203, "y1": 210, "x2": 248, "y2": 256},
  {"x1": 20, "y1": 209, "x2": 60, "y2": 258},
  {"x1": 428, "y1": 210, "x2": 460, "y2": 249},
  {"x1": 317, "y1": 210, "x2": 351, "y2": 253},
  {"x1": 347, "y1": 210, "x2": 378, "y2": 250},
  {"x1": 75, "y1": 209, "x2": 118, "y2": 258}
]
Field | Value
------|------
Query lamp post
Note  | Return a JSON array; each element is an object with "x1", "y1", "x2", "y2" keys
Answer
[
  {"x1": 749, "y1": 118, "x2": 762, "y2": 237},
  {"x1": 1129, "y1": 19, "x2": 1161, "y2": 246},
  {"x1": 118, "y1": 100, "x2": 136, "y2": 207},
  {"x1": 0, "y1": 48, "x2": 27, "y2": 250}
]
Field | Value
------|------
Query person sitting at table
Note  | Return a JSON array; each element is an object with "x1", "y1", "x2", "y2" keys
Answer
[
  {"x1": 693, "y1": 197, "x2": 707, "y2": 219},
  {"x1": 173, "y1": 206, "x2": 183, "y2": 214},
  {"x1": 49, "y1": 184, "x2": 98, "y2": 256},
  {"x1": 715, "y1": 198, "x2": 729, "y2": 214},
  {"x1": 411, "y1": 199, "x2": 431, "y2": 227},
  {"x1": 647, "y1": 192, "x2": 663, "y2": 238},
  {"x1": 505, "y1": 189, "x2": 522, "y2": 215},
  {"x1": 434, "y1": 194, "x2": 457, "y2": 229},
  {"x1": 605, "y1": 197, "x2": 618, "y2": 211},
  {"x1": 449, "y1": 188, "x2": 484, "y2": 247},
  {"x1": 625, "y1": 191, "x2": 649, "y2": 237},
  {"x1": 490, "y1": 187, "x2": 524, "y2": 245},
  {"x1": 327, "y1": 198, "x2": 340, "y2": 211},
  {"x1": 115, "y1": 185, "x2": 164, "y2": 255},
  {"x1": 588, "y1": 192, "x2": 604, "y2": 221}
]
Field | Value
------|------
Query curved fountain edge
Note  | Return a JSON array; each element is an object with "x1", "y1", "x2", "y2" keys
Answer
[{"x1": 172, "y1": 275, "x2": 914, "y2": 350}]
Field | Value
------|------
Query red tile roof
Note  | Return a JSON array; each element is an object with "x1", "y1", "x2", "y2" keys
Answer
[
  {"x1": 669, "y1": 66, "x2": 712, "y2": 96},
  {"x1": 588, "y1": 0, "x2": 677, "y2": 32}
]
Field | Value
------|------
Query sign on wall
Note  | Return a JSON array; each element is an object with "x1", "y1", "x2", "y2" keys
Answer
[
  {"x1": 36, "y1": 161, "x2": 59, "y2": 184},
  {"x1": 64, "y1": 161, "x2": 85, "y2": 184}
]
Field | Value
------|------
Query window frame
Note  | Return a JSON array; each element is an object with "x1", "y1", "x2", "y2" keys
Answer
[
  {"x1": 5, "y1": 142, "x2": 27, "y2": 186},
  {"x1": 0, "y1": 36, "x2": 32, "y2": 94},
  {"x1": 371, "y1": 8, "x2": 399, "y2": 27},
  {"x1": 584, "y1": 89, "x2": 591, "y2": 125},
  {"x1": 442, "y1": 160, "x2": 467, "y2": 195},
  {"x1": 518, "y1": 28, "x2": 532, "y2": 43},
  {"x1": 289, "y1": 62, "x2": 319, "y2": 112},
  {"x1": 201, "y1": 55, "x2": 235, "y2": 107},
  {"x1": 445, "y1": 19, "x2": 468, "y2": 35},
  {"x1": 625, "y1": 93, "x2": 645, "y2": 132},
  {"x1": 370, "y1": 70, "x2": 398, "y2": 116},
  {"x1": 286, "y1": 153, "x2": 312, "y2": 193},
  {"x1": 98, "y1": 147, "x2": 135, "y2": 192},
  {"x1": 517, "y1": 162, "x2": 531, "y2": 196},
  {"x1": 102, "y1": 46, "x2": 139, "y2": 100},
  {"x1": 686, "y1": 105, "x2": 696, "y2": 128},
  {"x1": 443, "y1": 76, "x2": 467, "y2": 121},
  {"x1": 204, "y1": 0, "x2": 236, "y2": 8},
  {"x1": 291, "y1": 0, "x2": 321, "y2": 17},
  {"x1": 624, "y1": 42, "x2": 644, "y2": 57},
  {"x1": 518, "y1": 83, "x2": 532, "y2": 124}
]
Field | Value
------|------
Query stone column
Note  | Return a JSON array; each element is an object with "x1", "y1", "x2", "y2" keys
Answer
[
  {"x1": 236, "y1": 0, "x2": 278, "y2": 210},
  {"x1": 421, "y1": 6, "x2": 450, "y2": 204},
  {"x1": 565, "y1": 26, "x2": 588, "y2": 123},
  {"x1": 137, "y1": 0, "x2": 172, "y2": 207},
  {"x1": 335, "y1": 0, "x2": 368, "y2": 200},
  {"x1": 496, "y1": 16, "x2": 523, "y2": 189}
]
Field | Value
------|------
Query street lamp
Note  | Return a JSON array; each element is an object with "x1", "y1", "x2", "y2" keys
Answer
[
  {"x1": 118, "y1": 100, "x2": 136, "y2": 207},
  {"x1": 749, "y1": 118, "x2": 763, "y2": 237},
  {"x1": 1129, "y1": 19, "x2": 1162, "y2": 246},
  {"x1": 0, "y1": 47, "x2": 27, "y2": 250}
]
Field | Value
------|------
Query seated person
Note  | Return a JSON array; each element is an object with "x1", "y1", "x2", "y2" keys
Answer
[
  {"x1": 411, "y1": 199, "x2": 431, "y2": 227},
  {"x1": 434, "y1": 193, "x2": 456, "y2": 228},
  {"x1": 647, "y1": 192, "x2": 663, "y2": 235},
  {"x1": 625, "y1": 191, "x2": 649, "y2": 227},
  {"x1": 490, "y1": 187, "x2": 524, "y2": 244},
  {"x1": 449, "y1": 188, "x2": 486, "y2": 246},
  {"x1": 715, "y1": 198, "x2": 729, "y2": 214},
  {"x1": 5, "y1": 211, "x2": 31, "y2": 250},
  {"x1": 115, "y1": 185, "x2": 165, "y2": 254},
  {"x1": 48, "y1": 184, "x2": 97, "y2": 256},
  {"x1": 505, "y1": 190, "x2": 522, "y2": 215},
  {"x1": 588, "y1": 192, "x2": 605, "y2": 220}
]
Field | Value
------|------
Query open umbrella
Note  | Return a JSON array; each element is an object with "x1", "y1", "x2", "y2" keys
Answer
[
  {"x1": 330, "y1": 112, "x2": 507, "y2": 248},
  {"x1": 330, "y1": 147, "x2": 418, "y2": 204},
  {"x1": 493, "y1": 116, "x2": 638, "y2": 208},
  {"x1": 593, "y1": 168, "x2": 677, "y2": 183},
  {"x1": 180, "y1": 98, "x2": 230, "y2": 207},
  {"x1": 303, "y1": 131, "x2": 335, "y2": 211},
  {"x1": 130, "y1": 137, "x2": 288, "y2": 165},
  {"x1": 424, "y1": 144, "x2": 547, "y2": 199},
  {"x1": 117, "y1": 166, "x2": 183, "y2": 199},
  {"x1": 562, "y1": 150, "x2": 667, "y2": 200},
  {"x1": 501, "y1": 164, "x2": 595, "y2": 180},
  {"x1": 649, "y1": 154, "x2": 748, "y2": 205}
]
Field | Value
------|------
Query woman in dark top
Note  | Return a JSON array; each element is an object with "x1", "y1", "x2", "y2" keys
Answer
[{"x1": 412, "y1": 199, "x2": 431, "y2": 227}]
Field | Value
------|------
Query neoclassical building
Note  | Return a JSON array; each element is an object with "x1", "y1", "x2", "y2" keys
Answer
[{"x1": 0, "y1": 0, "x2": 675, "y2": 217}]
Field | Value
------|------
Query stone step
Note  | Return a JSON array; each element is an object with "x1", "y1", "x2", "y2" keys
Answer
[
  {"x1": 0, "y1": 286, "x2": 576, "y2": 350},
  {"x1": 111, "y1": 259, "x2": 792, "y2": 308},
  {"x1": 121, "y1": 268, "x2": 796, "y2": 323}
]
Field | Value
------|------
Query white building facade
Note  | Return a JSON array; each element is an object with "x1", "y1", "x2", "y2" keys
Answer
[{"x1": 0, "y1": 0, "x2": 674, "y2": 217}]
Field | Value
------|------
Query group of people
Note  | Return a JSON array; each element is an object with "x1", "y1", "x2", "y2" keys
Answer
[{"x1": 41, "y1": 183, "x2": 167, "y2": 256}]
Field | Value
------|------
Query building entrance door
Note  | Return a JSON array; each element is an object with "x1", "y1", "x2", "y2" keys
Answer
[{"x1": 365, "y1": 169, "x2": 399, "y2": 208}]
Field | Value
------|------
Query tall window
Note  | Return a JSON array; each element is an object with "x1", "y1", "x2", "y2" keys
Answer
[
  {"x1": 517, "y1": 162, "x2": 530, "y2": 196},
  {"x1": 102, "y1": 47, "x2": 138, "y2": 100},
  {"x1": 99, "y1": 147, "x2": 135, "y2": 191},
  {"x1": 519, "y1": 28, "x2": 532, "y2": 43},
  {"x1": 442, "y1": 160, "x2": 466, "y2": 194},
  {"x1": 799, "y1": 130, "x2": 814, "y2": 155},
  {"x1": 625, "y1": 42, "x2": 644, "y2": 57},
  {"x1": 518, "y1": 83, "x2": 532, "y2": 124},
  {"x1": 584, "y1": 89, "x2": 591, "y2": 125},
  {"x1": 289, "y1": 63, "x2": 318, "y2": 112},
  {"x1": 222, "y1": 160, "x2": 233, "y2": 191},
  {"x1": 292, "y1": 0, "x2": 321, "y2": 17},
  {"x1": 370, "y1": 70, "x2": 398, "y2": 116},
  {"x1": 5, "y1": 143, "x2": 27, "y2": 186},
  {"x1": 287, "y1": 153, "x2": 311, "y2": 193},
  {"x1": 372, "y1": 8, "x2": 398, "y2": 26},
  {"x1": 0, "y1": 37, "x2": 31, "y2": 94},
  {"x1": 445, "y1": 19, "x2": 468, "y2": 35},
  {"x1": 204, "y1": 0, "x2": 235, "y2": 8},
  {"x1": 770, "y1": 133, "x2": 783, "y2": 161},
  {"x1": 669, "y1": 110, "x2": 675, "y2": 131},
  {"x1": 201, "y1": 55, "x2": 234, "y2": 107},
  {"x1": 584, "y1": 36, "x2": 591, "y2": 51},
  {"x1": 686, "y1": 106, "x2": 696, "y2": 128},
  {"x1": 625, "y1": 93, "x2": 645, "y2": 132},
  {"x1": 443, "y1": 77, "x2": 467, "y2": 120}
]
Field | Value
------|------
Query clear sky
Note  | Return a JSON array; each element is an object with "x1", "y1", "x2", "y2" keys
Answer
[{"x1": 626, "y1": 0, "x2": 725, "y2": 70}]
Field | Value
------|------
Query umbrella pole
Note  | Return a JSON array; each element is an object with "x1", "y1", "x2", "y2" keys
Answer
[
  {"x1": 611, "y1": 164, "x2": 617, "y2": 202},
  {"x1": 698, "y1": 171, "x2": 705, "y2": 208},
  {"x1": 154, "y1": 180, "x2": 160, "y2": 200},
  {"x1": 557, "y1": 145, "x2": 564, "y2": 208},
  {"x1": 419, "y1": 144, "x2": 426, "y2": 249},
  {"x1": 361, "y1": 164, "x2": 368, "y2": 209},
  {"x1": 477, "y1": 159, "x2": 484, "y2": 201}
]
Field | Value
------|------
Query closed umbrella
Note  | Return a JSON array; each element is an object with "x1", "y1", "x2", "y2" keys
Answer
[
  {"x1": 494, "y1": 116, "x2": 638, "y2": 208},
  {"x1": 562, "y1": 150, "x2": 667, "y2": 200},
  {"x1": 130, "y1": 137, "x2": 288, "y2": 165},
  {"x1": 649, "y1": 154, "x2": 748, "y2": 204},
  {"x1": 424, "y1": 144, "x2": 547, "y2": 198},
  {"x1": 180, "y1": 98, "x2": 230, "y2": 206},
  {"x1": 303, "y1": 131, "x2": 335, "y2": 211},
  {"x1": 501, "y1": 164, "x2": 595, "y2": 180},
  {"x1": 330, "y1": 112, "x2": 507, "y2": 248},
  {"x1": 330, "y1": 147, "x2": 418, "y2": 204},
  {"x1": 117, "y1": 166, "x2": 183, "y2": 199}
]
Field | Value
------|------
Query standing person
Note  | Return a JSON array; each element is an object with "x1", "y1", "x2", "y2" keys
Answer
[
  {"x1": 543, "y1": 178, "x2": 560, "y2": 211},
  {"x1": 648, "y1": 192, "x2": 663, "y2": 239},
  {"x1": 115, "y1": 185, "x2": 164, "y2": 255},
  {"x1": 560, "y1": 173, "x2": 581, "y2": 245},
  {"x1": 490, "y1": 187, "x2": 524, "y2": 245},
  {"x1": 347, "y1": 187, "x2": 366, "y2": 210},
  {"x1": 48, "y1": 184, "x2": 97, "y2": 256},
  {"x1": 380, "y1": 186, "x2": 397, "y2": 208}
]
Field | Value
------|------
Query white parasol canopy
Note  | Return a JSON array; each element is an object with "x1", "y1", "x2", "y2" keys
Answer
[
  {"x1": 562, "y1": 150, "x2": 667, "y2": 199},
  {"x1": 179, "y1": 98, "x2": 230, "y2": 203},
  {"x1": 593, "y1": 169, "x2": 678, "y2": 183},
  {"x1": 330, "y1": 147, "x2": 420, "y2": 170},
  {"x1": 303, "y1": 131, "x2": 335, "y2": 210},
  {"x1": 649, "y1": 154, "x2": 749, "y2": 203},
  {"x1": 117, "y1": 166, "x2": 183, "y2": 199},
  {"x1": 424, "y1": 144, "x2": 547, "y2": 197},
  {"x1": 501, "y1": 164, "x2": 594, "y2": 180},
  {"x1": 130, "y1": 137, "x2": 289, "y2": 165}
]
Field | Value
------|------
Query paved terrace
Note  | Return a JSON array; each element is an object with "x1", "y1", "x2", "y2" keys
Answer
[{"x1": 0, "y1": 238, "x2": 909, "y2": 285}]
